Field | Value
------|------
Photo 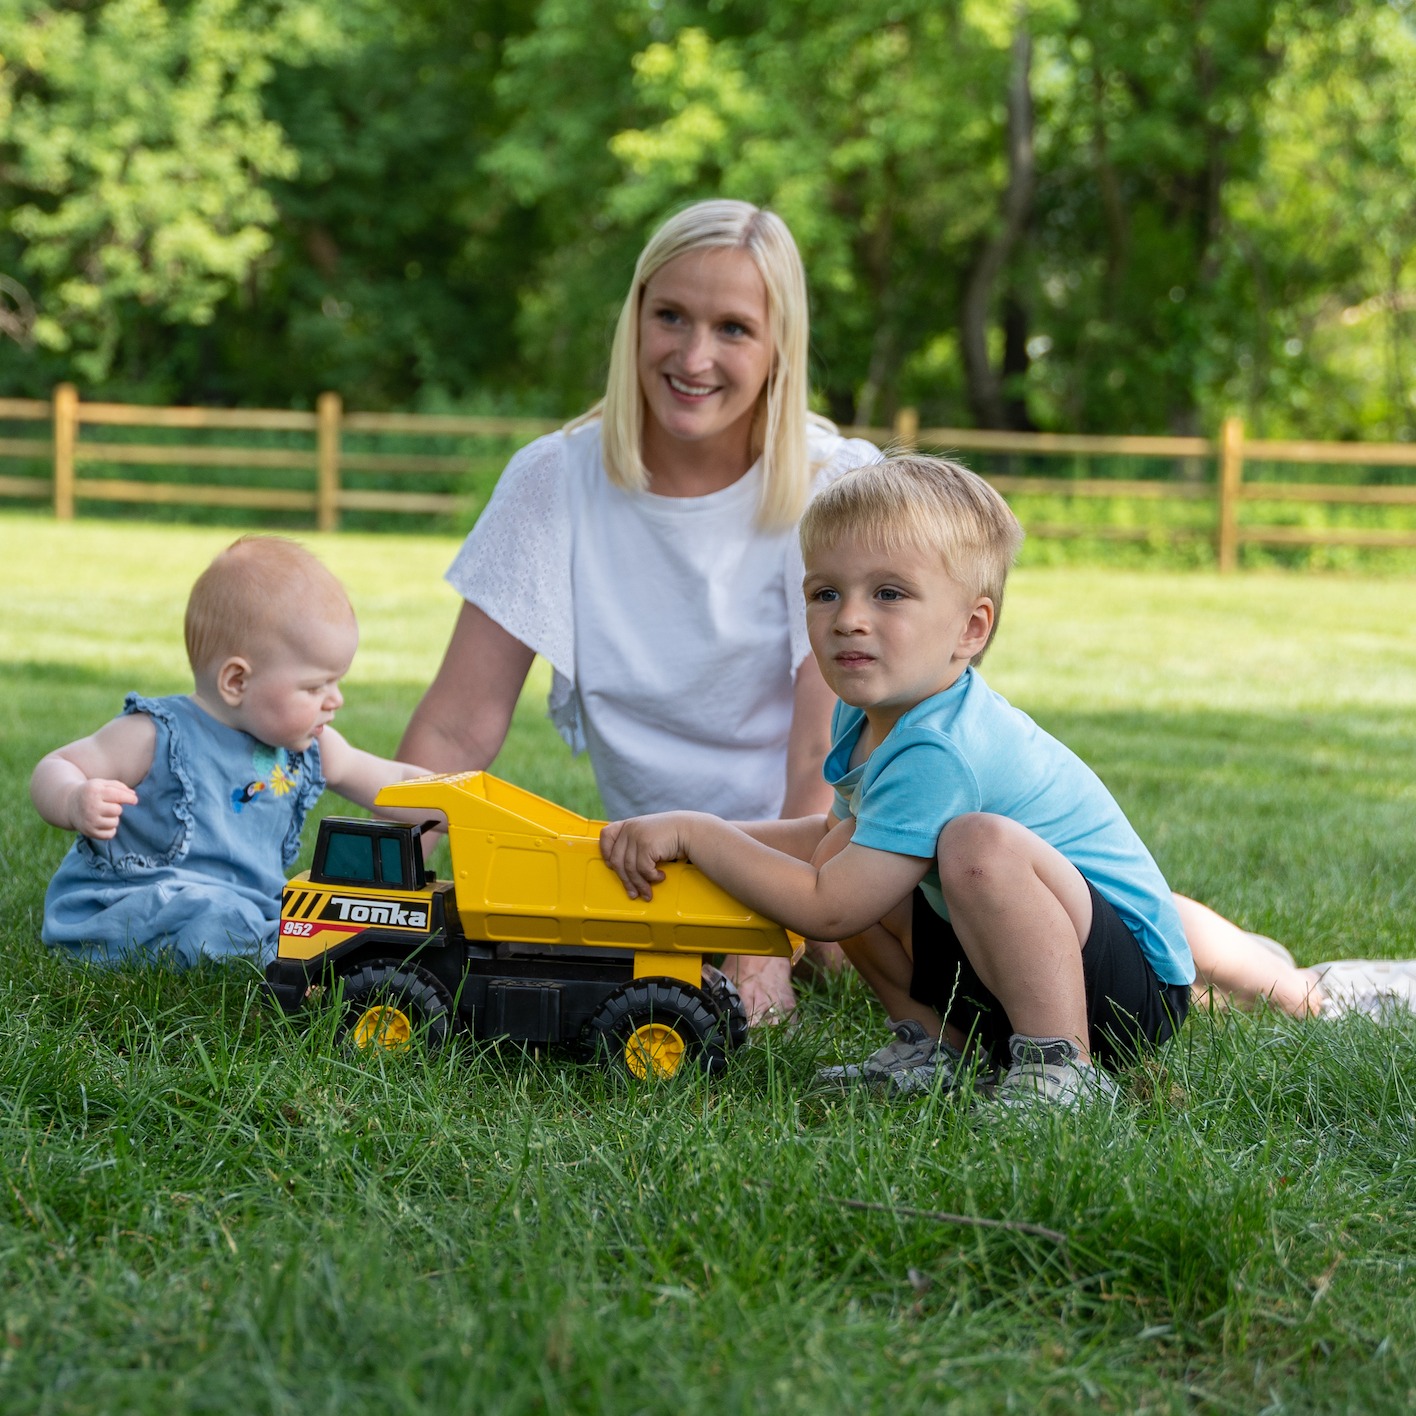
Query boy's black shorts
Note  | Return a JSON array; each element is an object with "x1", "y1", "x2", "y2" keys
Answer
[{"x1": 908, "y1": 881, "x2": 1190, "y2": 1068}]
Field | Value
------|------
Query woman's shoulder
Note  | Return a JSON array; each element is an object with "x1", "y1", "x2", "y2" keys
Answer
[
  {"x1": 499, "y1": 426, "x2": 569, "y2": 484},
  {"x1": 498, "y1": 419, "x2": 607, "y2": 491},
  {"x1": 806, "y1": 416, "x2": 883, "y2": 490}
]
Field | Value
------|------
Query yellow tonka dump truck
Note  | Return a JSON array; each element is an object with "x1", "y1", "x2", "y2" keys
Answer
[{"x1": 265, "y1": 771, "x2": 800, "y2": 1077}]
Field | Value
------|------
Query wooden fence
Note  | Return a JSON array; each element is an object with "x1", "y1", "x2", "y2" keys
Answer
[{"x1": 3, "y1": 385, "x2": 1416, "y2": 570}]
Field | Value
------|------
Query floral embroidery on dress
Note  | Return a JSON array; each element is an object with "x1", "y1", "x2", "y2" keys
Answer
[{"x1": 230, "y1": 745, "x2": 301, "y2": 813}]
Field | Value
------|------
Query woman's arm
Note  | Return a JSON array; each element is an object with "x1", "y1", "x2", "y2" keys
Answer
[
  {"x1": 30, "y1": 713, "x2": 157, "y2": 838},
  {"x1": 781, "y1": 656, "x2": 837, "y2": 817},
  {"x1": 731, "y1": 814, "x2": 831, "y2": 860},
  {"x1": 396, "y1": 601, "x2": 536, "y2": 775}
]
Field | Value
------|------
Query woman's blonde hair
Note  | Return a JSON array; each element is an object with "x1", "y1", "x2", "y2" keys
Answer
[
  {"x1": 184, "y1": 535, "x2": 353, "y2": 678},
  {"x1": 799, "y1": 456, "x2": 1025, "y2": 663},
  {"x1": 581, "y1": 199, "x2": 815, "y2": 529}
]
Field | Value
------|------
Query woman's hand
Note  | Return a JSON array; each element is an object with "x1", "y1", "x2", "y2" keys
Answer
[{"x1": 599, "y1": 812, "x2": 699, "y2": 901}]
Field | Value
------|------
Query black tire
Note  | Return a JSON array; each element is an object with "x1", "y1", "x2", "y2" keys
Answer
[
  {"x1": 584, "y1": 978, "x2": 727, "y2": 1079},
  {"x1": 701, "y1": 963, "x2": 750, "y2": 1051},
  {"x1": 338, "y1": 959, "x2": 452, "y2": 1053}
]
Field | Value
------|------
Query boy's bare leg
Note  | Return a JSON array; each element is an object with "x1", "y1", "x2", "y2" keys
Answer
[
  {"x1": 835, "y1": 898, "x2": 950, "y2": 1041},
  {"x1": 936, "y1": 813, "x2": 1093, "y2": 1059},
  {"x1": 1175, "y1": 895, "x2": 1324, "y2": 1017}
]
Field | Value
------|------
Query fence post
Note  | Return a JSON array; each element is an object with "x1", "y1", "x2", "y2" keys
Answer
[
  {"x1": 1217, "y1": 415, "x2": 1245, "y2": 573},
  {"x1": 316, "y1": 391, "x2": 342, "y2": 533},
  {"x1": 53, "y1": 382, "x2": 78, "y2": 521},
  {"x1": 892, "y1": 406, "x2": 920, "y2": 450}
]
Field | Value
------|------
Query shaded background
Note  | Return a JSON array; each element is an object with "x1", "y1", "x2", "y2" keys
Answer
[{"x1": 1, "y1": 0, "x2": 1413, "y2": 440}]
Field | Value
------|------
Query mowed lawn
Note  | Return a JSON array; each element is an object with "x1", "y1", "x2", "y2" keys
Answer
[{"x1": 1, "y1": 514, "x2": 1414, "y2": 1414}]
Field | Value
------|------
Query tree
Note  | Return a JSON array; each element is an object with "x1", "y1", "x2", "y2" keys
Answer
[
  {"x1": 1022, "y1": 0, "x2": 1284, "y2": 433},
  {"x1": 488, "y1": 0, "x2": 1016, "y2": 424},
  {"x1": 1214, "y1": 0, "x2": 1416, "y2": 439},
  {"x1": 0, "y1": 0, "x2": 338, "y2": 389}
]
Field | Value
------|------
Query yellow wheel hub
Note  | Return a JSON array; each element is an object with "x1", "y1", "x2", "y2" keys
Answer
[
  {"x1": 351, "y1": 1004, "x2": 413, "y2": 1051},
  {"x1": 624, "y1": 1022, "x2": 687, "y2": 1079}
]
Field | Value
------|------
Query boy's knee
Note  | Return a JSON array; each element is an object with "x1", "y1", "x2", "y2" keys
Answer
[{"x1": 936, "y1": 813, "x2": 1026, "y2": 895}]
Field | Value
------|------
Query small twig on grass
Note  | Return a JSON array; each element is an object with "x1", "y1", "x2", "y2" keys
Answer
[{"x1": 828, "y1": 1194, "x2": 1069, "y2": 1248}]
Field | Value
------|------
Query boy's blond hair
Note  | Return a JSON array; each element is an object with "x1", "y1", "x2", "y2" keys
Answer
[
  {"x1": 184, "y1": 536, "x2": 353, "y2": 677},
  {"x1": 573, "y1": 198, "x2": 818, "y2": 530},
  {"x1": 799, "y1": 455, "x2": 1024, "y2": 661}
]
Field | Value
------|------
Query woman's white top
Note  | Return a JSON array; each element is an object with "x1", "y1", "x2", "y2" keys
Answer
[{"x1": 445, "y1": 419, "x2": 880, "y2": 820}]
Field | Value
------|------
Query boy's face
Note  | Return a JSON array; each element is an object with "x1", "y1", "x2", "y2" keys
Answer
[
  {"x1": 230, "y1": 613, "x2": 358, "y2": 753},
  {"x1": 804, "y1": 532, "x2": 992, "y2": 733}
]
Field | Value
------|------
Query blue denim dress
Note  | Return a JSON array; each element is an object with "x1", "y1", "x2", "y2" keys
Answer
[{"x1": 42, "y1": 693, "x2": 325, "y2": 969}]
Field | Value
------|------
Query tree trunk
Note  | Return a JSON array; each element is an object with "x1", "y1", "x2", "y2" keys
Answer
[{"x1": 959, "y1": 14, "x2": 1035, "y2": 430}]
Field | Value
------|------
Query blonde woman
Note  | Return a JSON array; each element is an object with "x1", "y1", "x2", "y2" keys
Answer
[{"x1": 399, "y1": 200, "x2": 878, "y2": 1019}]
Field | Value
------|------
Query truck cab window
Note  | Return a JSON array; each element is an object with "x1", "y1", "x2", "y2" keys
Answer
[
  {"x1": 323, "y1": 831, "x2": 376, "y2": 883},
  {"x1": 379, "y1": 836, "x2": 406, "y2": 888}
]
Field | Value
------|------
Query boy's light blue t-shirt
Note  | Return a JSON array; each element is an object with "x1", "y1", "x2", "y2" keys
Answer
[{"x1": 824, "y1": 667, "x2": 1194, "y2": 986}]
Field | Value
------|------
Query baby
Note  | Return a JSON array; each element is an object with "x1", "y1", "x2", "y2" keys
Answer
[{"x1": 31, "y1": 535, "x2": 428, "y2": 969}]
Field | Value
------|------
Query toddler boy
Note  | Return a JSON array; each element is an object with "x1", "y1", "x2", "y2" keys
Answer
[{"x1": 600, "y1": 455, "x2": 1193, "y2": 1105}]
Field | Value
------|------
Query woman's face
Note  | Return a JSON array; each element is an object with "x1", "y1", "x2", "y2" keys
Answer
[{"x1": 637, "y1": 247, "x2": 774, "y2": 468}]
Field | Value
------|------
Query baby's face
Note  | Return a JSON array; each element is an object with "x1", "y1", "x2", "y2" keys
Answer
[{"x1": 238, "y1": 614, "x2": 358, "y2": 753}]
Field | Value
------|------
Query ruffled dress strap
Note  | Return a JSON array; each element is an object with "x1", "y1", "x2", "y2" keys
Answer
[{"x1": 281, "y1": 737, "x2": 326, "y2": 868}]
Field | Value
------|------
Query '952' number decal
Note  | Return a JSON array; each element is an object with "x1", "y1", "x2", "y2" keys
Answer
[{"x1": 281, "y1": 920, "x2": 315, "y2": 936}]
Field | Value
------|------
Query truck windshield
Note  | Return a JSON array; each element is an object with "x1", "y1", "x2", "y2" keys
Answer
[{"x1": 322, "y1": 831, "x2": 376, "y2": 883}]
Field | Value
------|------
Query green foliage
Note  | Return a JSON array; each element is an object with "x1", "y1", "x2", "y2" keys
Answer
[
  {"x1": 0, "y1": 0, "x2": 338, "y2": 384},
  {"x1": 1, "y1": 0, "x2": 1415, "y2": 436},
  {"x1": 1215, "y1": 1, "x2": 1416, "y2": 439},
  {"x1": 1026, "y1": 0, "x2": 1283, "y2": 432}
]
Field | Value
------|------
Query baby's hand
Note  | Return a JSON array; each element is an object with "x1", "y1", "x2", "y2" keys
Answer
[
  {"x1": 599, "y1": 813, "x2": 695, "y2": 901},
  {"x1": 69, "y1": 779, "x2": 139, "y2": 839}
]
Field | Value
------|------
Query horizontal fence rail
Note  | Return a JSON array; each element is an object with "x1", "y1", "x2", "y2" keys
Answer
[{"x1": 2, "y1": 387, "x2": 1415, "y2": 568}]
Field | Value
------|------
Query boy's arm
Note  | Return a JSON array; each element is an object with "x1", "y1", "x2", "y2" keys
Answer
[
  {"x1": 316, "y1": 727, "x2": 439, "y2": 825},
  {"x1": 30, "y1": 714, "x2": 157, "y2": 839},
  {"x1": 600, "y1": 811, "x2": 928, "y2": 941},
  {"x1": 730, "y1": 814, "x2": 832, "y2": 861}
]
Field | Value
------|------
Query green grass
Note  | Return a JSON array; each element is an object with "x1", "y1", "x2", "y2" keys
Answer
[{"x1": 2, "y1": 514, "x2": 1414, "y2": 1413}]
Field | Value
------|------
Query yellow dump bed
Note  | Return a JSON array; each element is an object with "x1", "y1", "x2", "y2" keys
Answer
[{"x1": 375, "y1": 771, "x2": 795, "y2": 961}]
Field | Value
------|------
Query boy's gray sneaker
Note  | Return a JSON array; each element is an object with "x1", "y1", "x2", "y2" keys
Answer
[
  {"x1": 992, "y1": 1035, "x2": 1119, "y2": 1109},
  {"x1": 817, "y1": 1018, "x2": 964, "y2": 1096}
]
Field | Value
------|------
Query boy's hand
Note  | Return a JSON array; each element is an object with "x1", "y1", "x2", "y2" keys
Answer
[
  {"x1": 69, "y1": 779, "x2": 139, "y2": 839},
  {"x1": 599, "y1": 812, "x2": 696, "y2": 901}
]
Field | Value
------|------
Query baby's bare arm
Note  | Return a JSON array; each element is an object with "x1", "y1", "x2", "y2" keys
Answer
[
  {"x1": 317, "y1": 727, "x2": 438, "y2": 825},
  {"x1": 30, "y1": 713, "x2": 157, "y2": 839}
]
